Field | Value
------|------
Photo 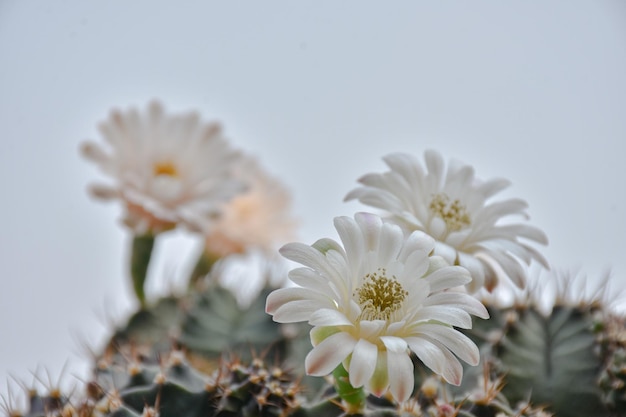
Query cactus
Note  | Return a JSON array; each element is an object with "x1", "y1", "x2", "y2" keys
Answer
[
  {"x1": 104, "y1": 285, "x2": 289, "y2": 367},
  {"x1": 452, "y1": 291, "x2": 626, "y2": 417},
  {"x1": 15, "y1": 272, "x2": 625, "y2": 417},
  {"x1": 5, "y1": 104, "x2": 626, "y2": 417}
]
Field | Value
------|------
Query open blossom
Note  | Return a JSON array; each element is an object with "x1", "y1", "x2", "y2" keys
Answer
[
  {"x1": 204, "y1": 155, "x2": 297, "y2": 258},
  {"x1": 204, "y1": 156, "x2": 298, "y2": 306},
  {"x1": 266, "y1": 212, "x2": 488, "y2": 403},
  {"x1": 81, "y1": 101, "x2": 245, "y2": 234},
  {"x1": 345, "y1": 150, "x2": 548, "y2": 292}
]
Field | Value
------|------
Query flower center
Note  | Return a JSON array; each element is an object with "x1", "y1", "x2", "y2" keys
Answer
[
  {"x1": 355, "y1": 268, "x2": 407, "y2": 321},
  {"x1": 429, "y1": 193, "x2": 471, "y2": 232},
  {"x1": 153, "y1": 161, "x2": 178, "y2": 177}
]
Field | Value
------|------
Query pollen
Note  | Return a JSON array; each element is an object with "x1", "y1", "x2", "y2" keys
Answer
[
  {"x1": 429, "y1": 193, "x2": 471, "y2": 232},
  {"x1": 355, "y1": 268, "x2": 407, "y2": 321},
  {"x1": 153, "y1": 161, "x2": 178, "y2": 177}
]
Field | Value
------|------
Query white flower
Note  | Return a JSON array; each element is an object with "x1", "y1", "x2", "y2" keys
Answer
[
  {"x1": 345, "y1": 150, "x2": 548, "y2": 292},
  {"x1": 266, "y1": 212, "x2": 488, "y2": 403},
  {"x1": 81, "y1": 101, "x2": 245, "y2": 234},
  {"x1": 204, "y1": 155, "x2": 297, "y2": 257},
  {"x1": 203, "y1": 156, "x2": 297, "y2": 306}
]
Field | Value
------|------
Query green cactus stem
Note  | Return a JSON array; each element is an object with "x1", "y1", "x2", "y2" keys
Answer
[
  {"x1": 130, "y1": 234, "x2": 155, "y2": 308},
  {"x1": 332, "y1": 364, "x2": 367, "y2": 415},
  {"x1": 187, "y1": 249, "x2": 220, "y2": 290}
]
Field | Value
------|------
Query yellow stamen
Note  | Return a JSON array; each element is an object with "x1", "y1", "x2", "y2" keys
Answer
[
  {"x1": 153, "y1": 161, "x2": 178, "y2": 177},
  {"x1": 429, "y1": 193, "x2": 471, "y2": 232},
  {"x1": 355, "y1": 268, "x2": 407, "y2": 321}
]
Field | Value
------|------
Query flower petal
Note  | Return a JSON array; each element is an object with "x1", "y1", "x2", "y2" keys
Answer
[
  {"x1": 366, "y1": 350, "x2": 389, "y2": 397},
  {"x1": 309, "y1": 308, "x2": 354, "y2": 327},
  {"x1": 407, "y1": 336, "x2": 464, "y2": 385},
  {"x1": 416, "y1": 324, "x2": 480, "y2": 365},
  {"x1": 380, "y1": 336, "x2": 408, "y2": 353},
  {"x1": 412, "y1": 305, "x2": 472, "y2": 329},
  {"x1": 422, "y1": 292, "x2": 489, "y2": 319},
  {"x1": 386, "y1": 346, "x2": 415, "y2": 402},
  {"x1": 280, "y1": 242, "x2": 344, "y2": 282},
  {"x1": 266, "y1": 287, "x2": 333, "y2": 322},
  {"x1": 348, "y1": 339, "x2": 378, "y2": 388},
  {"x1": 305, "y1": 332, "x2": 357, "y2": 376},
  {"x1": 424, "y1": 265, "x2": 472, "y2": 292},
  {"x1": 358, "y1": 320, "x2": 387, "y2": 339}
]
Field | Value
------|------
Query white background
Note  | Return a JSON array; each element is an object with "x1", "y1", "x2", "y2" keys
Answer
[{"x1": 1, "y1": 0, "x2": 625, "y2": 400}]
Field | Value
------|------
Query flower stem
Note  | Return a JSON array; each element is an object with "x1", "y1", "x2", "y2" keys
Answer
[
  {"x1": 332, "y1": 363, "x2": 367, "y2": 414},
  {"x1": 187, "y1": 249, "x2": 220, "y2": 290},
  {"x1": 130, "y1": 233, "x2": 155, "y2": 308}
]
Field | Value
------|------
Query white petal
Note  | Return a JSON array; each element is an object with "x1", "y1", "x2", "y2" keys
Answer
[
  {"x1": 424, "y1": 149, "x2": 445, "y2": 188},
  {"x1": 358, "y1": 320, "x2": 387, "y2": 339},
  {"x1": 400, "y1": 250, "x2": 430, "y2": 280},
  {"x1": 520, "y1": 242, "x2": 550, "y2": 268},
  {"x1": 480, "y1": 224, "x2": 549, "y2": 246},
  {"x1": 279, "y1": 242, "x2": 348, "y2": 292},
  {"x1": 406, "y1": 337, "x2": 447, "y2": 377},
  {"x1": 345, "y1": 183, "x2": 402, "y2": 212},
  {"x1": 386, "y1": 348, "x2": 414, "y2": 403},
  {"x1": 271, "y1": 301, "x2": 326, "y2": 323},
  {"x1": 413, "y1": 305, "x2": 472, "y2": 328},
  {"x1": 309, "y1": 327, "x2": 341, "y2": 346},
  {"x1": 484, "y1": 250, "x2": 526, "y2": 288},
  {"x1": 311, "y1": 237, "x2": 345, "y2": 255},
  {"x1": 305, "y1": 332, "x2": 357, "y2": 376},
  {"x1": 334, "y1": 216, "x2": 365, "y2": 269},
  {"x1": 366, "y1": 350, "x2": 389, "y2": 397},
  {"x1": 309, "y1": 308, "x2": 354, "y2": 327},
  {"x1": 89, "y1": 184, "x2": 120, "y2": 200},
  {"x1": 310, "y1": 326, "x2": 341, "y2": 345},
  {"x1": 432, "y1": 241, "x2": 457, "y2": 265},
  {"x1": 428, "y1": 217, "x2": 447, "y2": 239},
  {"x1": 288, "y1": 268, "x2": 333, "y2": 295},
  {"x1": 377, "y1": 222, "x2": 404, "y2": 264},
  {"x1": 355, "y1": 212, "x2": 383, "y2": 251},
  {"x1": 380, "y1": 336, "x2": 408, "y2": 353},
  {"x1": 417, "y1": 324, "x2": 480, "y2": 365},
  {"x1": 423, "y1": 292, "x2": 489, "y2": 319},
  {"x1": 279, "y1": 242, "x2": 341, "y2": 277},
  {"x1": 402, "y1": 277, "x2": 430, "y2": 307},
  {"x1": 383, "y1": 153, "x2": 424, "y2": 189},
  {"x1": 81, "y1": 141, "x2": 110, "y2": 164},
  {"x1": 407, "y1": 336, "x2": 464, "y2": 385},
  {"x1": 457, "y1": 252, "x2": 485, "y2": 293},
  {"x1": 398, "y1": 230, "x2": 434, "y2": 261},
  {"x1": 476, "y1": 177, "x2": 510, "y2": 198},
  {"x1": 387, "y1": 320, "x2": 408, "y2": 334},
  {"x1": 474, "y1": 199, "x2": 529, "y2": 224},
  {"x1": 266, "y1": 287, "x2": 322, "y2": 312},
  {"x1": 348, "y1": 339, "x2": 378, "y2": 388},
  {"x1": 424, "y1": 266, "x2": 471, "y2": 292},
  {"x1": 266, "y1": 287, "x2": 331, "y2": 322}
]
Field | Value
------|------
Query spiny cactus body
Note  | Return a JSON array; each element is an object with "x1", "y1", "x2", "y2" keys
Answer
[{"x1": 457, "y1": 300, "x2": 626, "y2": 417}]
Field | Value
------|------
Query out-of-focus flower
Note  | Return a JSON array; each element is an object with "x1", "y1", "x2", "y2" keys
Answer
[
  {"x1": 204, "y1": 156, "x2": 297, "y2": 258},
  {"x1": 345, "y1": 150, "x2": 548, "y2": 292},
  {"x1": 266, "y1": 212, "x2": 488, "y2": 403},
  {"x1": 81, "y1": 101, "x2": 245, "y2": 234},
  {"x1": 190, "y1": 156, "x2": 297, "y2": 306}
]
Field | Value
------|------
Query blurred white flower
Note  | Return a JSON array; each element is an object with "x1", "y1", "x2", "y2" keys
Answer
[
  {"x1": 81, "y1": 101, "x2": 245, "y2": 234},
  {"x1": 204, "y1": 156, "x2": 297, "y2": 258},
  {"x1": 345, "y1": 150, "x2": 548, "y2": 292},
  {"x1": 266, "y1": 212, "x2": 488, "y2": 403}
]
